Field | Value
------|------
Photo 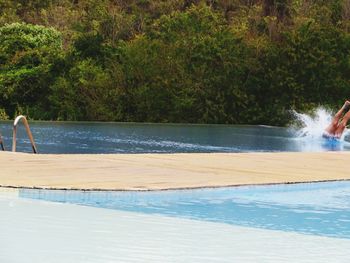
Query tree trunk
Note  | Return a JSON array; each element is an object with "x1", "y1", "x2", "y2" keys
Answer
[
  {"x1": 183, "y1": 0, "x2": 201, "y2": 9},
  {"x1": 263, "y1": 0, "x2": 275, "y2": 17},
  {"x1": 263, "y1": 0, "x2": 291, "y2": 23}
]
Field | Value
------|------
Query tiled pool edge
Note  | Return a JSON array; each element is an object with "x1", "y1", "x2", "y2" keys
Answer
[{"x1": 2, "y1": 178, "x2": 350, "y2": 192}]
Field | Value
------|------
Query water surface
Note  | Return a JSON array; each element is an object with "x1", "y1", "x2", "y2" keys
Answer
[
  {"x1": 0, "y1": 121, "x2": 348, "y2": 153},
  {"x1": 19, "y1": 181, "x2": 350, "y2": 239},
  {"x1": 2, "y1": 191, "x2": 349, "y2": 263}
]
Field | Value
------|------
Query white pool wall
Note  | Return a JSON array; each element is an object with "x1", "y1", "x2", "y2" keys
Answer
[{"x1": 1, "y1": 193, "x2": 350, "y2": 263}]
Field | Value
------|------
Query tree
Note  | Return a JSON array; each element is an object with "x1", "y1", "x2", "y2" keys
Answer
[
  {"x1": 263, "y1": 0, "x2": 292, "y2": 23},
  {"x1": 0, "y1": 22, "x2": 62, "y2": 118},
  {"x1": 115, "y1": 5, "x2": 254, "y2": 123}
]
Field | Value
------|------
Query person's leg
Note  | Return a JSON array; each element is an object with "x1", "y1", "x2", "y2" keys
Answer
[
  {"x1": 324, "y1": 101, "x2": 350, "y2": 135},
  {"x1": 334, "y1": 109, "x2": 350, "y2": 138}
]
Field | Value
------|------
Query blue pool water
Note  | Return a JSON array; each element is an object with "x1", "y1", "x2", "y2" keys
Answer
[
  {"x1": 1, "y1": 121, "x2": 350, "y2": 153},
  {"x1": 19, "y1": 181, "x2": 350, "y2": 239}
]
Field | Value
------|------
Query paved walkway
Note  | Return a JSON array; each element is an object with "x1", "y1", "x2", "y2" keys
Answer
[{"x1": 1, "y1": 152, "x2": 349, "y2": 190}]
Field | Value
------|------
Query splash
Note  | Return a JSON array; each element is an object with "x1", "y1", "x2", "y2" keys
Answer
[{"x1": 292, "y1": 107, "x2": 334, "y2": 139}]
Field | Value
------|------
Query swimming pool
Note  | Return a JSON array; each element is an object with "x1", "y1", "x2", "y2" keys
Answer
[
  {"x1": 2, "y1": 189, "x2": 349, "y2": 263},
  {"x1": 0, "y1": 121, "x2": 349, "y2": 153},
  {"x1": 17, "y1": 181, "x2": 350, "y2": 239},
  {"x1": 1, "y1": 110, "x2": 349, "y2": 262}
]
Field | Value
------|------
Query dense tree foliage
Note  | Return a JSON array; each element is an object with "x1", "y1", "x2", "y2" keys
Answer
[
  {"x1": 0, "y1": 0, "x2": 350, "y2": 125},
  {"x1": 0, "y1": 23, "x2": 62, "y2": 118}
]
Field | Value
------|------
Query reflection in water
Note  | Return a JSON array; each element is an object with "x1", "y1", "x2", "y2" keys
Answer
[{"x1": 19, "y1": 181, "x2": 350, "y2": 239}]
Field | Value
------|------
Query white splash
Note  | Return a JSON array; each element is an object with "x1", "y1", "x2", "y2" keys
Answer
[
  {"x1": 292, "y1": 107, "x2": 334, "y2": 139},
  {"x1": 290, "y1": 107, "x2": 350, "y2": 151}
]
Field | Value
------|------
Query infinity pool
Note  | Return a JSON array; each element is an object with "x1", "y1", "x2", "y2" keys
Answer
[
  {"x1": 18, "y1": 181, "x2": 350, "y2": 239},
  {"x1": 2, "y1": 115, "x2": 349, "y2": 262},
  {"x1": 1, "y1": 121, "x2": 349, "y2": 153}
]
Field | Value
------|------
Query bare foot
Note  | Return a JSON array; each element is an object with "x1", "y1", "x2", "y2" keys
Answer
[
  {"x1": 335, "y1": 132, "x2": 342, "y2": 139},
  {"x1": 342, "y1": 100, "x2": 350, "y2": 113}
]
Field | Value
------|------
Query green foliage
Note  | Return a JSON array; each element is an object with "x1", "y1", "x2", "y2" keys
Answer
[
  {"x1": 115, "y1": 6, "x2": 254, "y2": 123},
  {"x1": 246, "y1": 21, "x2": 350, "y2": 125},
  {"x1": 0, "y1": 108, "x2": 9, "y2": 120},
  {"x1": 0, "y1": 22, "x2": 61, "y2": 61},
  {"x1": 0, "y1": 1, "x2": 350, "y2": 125},
  {"x1": 0, "y1": 22, "x2": 62, "y2": 118},
  {"x1": 50, "y1": 59, "x2": 115, "y2": 121}
]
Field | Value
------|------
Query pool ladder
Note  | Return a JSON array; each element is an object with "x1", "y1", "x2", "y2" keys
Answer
[{"x1": 0, "y1": 115, "x2": 38, "y2": 153}]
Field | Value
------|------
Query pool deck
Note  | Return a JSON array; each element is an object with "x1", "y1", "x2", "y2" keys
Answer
[{"x1": 1, "y1": 151, "x2": 350, "y2": 190}]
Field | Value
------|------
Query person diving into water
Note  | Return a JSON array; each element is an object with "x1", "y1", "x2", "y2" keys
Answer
[{"x1": 323, "y1": 101, "x2": 350, "y2": 139}]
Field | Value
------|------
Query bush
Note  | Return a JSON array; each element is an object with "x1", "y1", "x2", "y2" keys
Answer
[
  {"x1": 114, "y1": 5, "x2": 255, "y2": 123},
  {"x1": 1, "y1": 1, "x2": 350, "y2": 125},
  {"x1": 50, "y1": 59, "x2": 115, "y2": 121},
  {"x1": 0, "y1": 22, "x2": 62, "y2": 118},
  {"x1": 247, "y1": 21, "x2": 350, "y2": 125}
]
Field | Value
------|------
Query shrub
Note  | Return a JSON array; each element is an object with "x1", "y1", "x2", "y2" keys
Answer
[{"x1": 0, "y1": 22, "x2": 62, "y2": 118}]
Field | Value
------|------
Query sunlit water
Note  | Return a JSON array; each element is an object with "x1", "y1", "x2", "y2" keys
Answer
[
  {"x1": 19, "y1": 181, "x2": 350, "y2": 239},
  {"x1": 0, "y1": 107, "x2": 349, "y2": 153},
  {"x1": 2, "y1": 192, "x2": 350, "y2": 263}
]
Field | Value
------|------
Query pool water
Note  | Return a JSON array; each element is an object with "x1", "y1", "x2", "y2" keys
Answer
[
  {"x1": 19, "y1": 181, "x2": 350, "y2": 239},
  {"x1": 3, "y1": 191, "x2": 349, "y2": 263},
  {"x1": 1, "y1": 121, "x2": 350, "y2": 153}
]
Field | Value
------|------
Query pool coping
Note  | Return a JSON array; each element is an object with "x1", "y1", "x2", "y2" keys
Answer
[
  {"x1": 1, "y1": 178, "x2": 350, "y2": 192},
  {"x1": 2, "y1": 151, "x2": 350, "y2": 191}
]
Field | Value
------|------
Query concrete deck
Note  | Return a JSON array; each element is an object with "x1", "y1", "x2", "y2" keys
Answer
[{"x1": 1, "y1": 151, "x2": 350, "y2": 190}]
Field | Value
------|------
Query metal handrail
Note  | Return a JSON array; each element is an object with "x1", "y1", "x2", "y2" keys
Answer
[
  {"x1": 0, "y1": 133, "x2": 4, "y2": 151},
  {"x1": 12, "y1": 115, "x2": 38, "y2": 153}
]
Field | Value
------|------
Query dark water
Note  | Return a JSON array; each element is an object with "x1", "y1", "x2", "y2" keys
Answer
[
  {"x1": 19, "y1": 181, "x2": 350, "y2": 239},
  {"x1": 0, "y1": 121, "x2": 349, "y2": 153}
]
